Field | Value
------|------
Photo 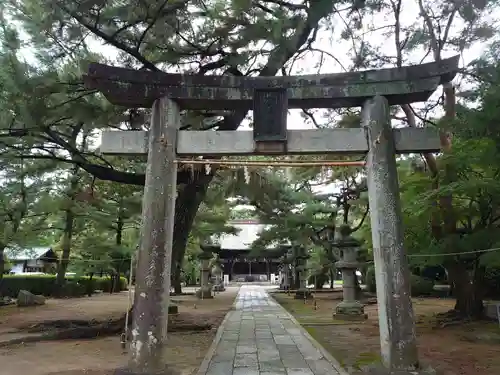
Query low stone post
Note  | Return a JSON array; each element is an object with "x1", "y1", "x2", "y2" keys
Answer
[
  {"x1": 294, "y1": 247, "x2": 312, "y2": 300},
  {"x1": 212, "y1": 262, "x2": 225, "y2": 292},
  {"x1": 333, "y1": 225, "x2": 367, "y2": 321},
  {"x1": 279, "y1": 254, "x2": 291, "y2": 290},
  {"x1": 196, "y1": 250, "x2": 213, "y2": 299},
  {"x1": 286, "y1": 265, "x2": 293, "y2": 291}
]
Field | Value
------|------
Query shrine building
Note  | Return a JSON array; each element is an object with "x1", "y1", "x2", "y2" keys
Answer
[{"x1": 212, "y1": 219, "x2": 285, "y2": 282}]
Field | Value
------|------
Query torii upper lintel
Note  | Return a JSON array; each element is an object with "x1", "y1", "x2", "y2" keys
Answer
[{"x1": 83, "y1": 56, "x2": 459, "y2": 110}]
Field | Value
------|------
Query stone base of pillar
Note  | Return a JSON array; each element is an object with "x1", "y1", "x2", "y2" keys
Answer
[
  {"x1": 294, "y1": 289, "x2": 313, "y2": 300},
  {"x1": 213, "y1": 284, "x2": 225, "y2": 292},
  {"x1": 361, "y1": 364, "x2": 437, "y2": 375},
  {"x1": 333, "y1": 301, "x2": 367, "y2": 321},
  {"x1": 114, "y1": 365, "x2": 180, "y2": 375},
  {"x1": 195, "y1": 286, "x2": 213, "y2": 299}
]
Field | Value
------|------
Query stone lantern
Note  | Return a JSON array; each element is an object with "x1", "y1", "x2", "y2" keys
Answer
[
  {"x1": 333, "y1": 224, "x2": 367, "y2": 320},
  {"x1": 211, "y1": 260, "x2": 225, "y2": 292},
  {"x1": 279, "y1": 246, "x2": 292, "y2": 290},
  {"x1": 196, "y1": 244, "x2": 217, "y2": 299},
  {"x1": 294, "y1": 246, "x2": 312, "y2": 300}
]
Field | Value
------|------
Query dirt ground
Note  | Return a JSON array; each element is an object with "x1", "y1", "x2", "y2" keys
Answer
[
  {"x1": 273, "y1": 291, "x2": 500, "y2": 375},
  {"x1": 0, "y1": 287, "x2": 239, "y2": 375}
]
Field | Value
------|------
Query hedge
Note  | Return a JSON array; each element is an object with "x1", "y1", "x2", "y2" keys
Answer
[
  {"x1": 308, "y1": 273, "x2": 330, "y2": 289},
  {"x1": 0, "y1": 274, "x2": 128, "y2": 298},
  {"x1": 365, "y1": 266, "x2": 434, "y2": 297}
]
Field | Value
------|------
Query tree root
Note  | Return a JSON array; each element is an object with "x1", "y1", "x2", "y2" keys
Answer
[
  {"x1": 14, "y1": 312, "x2": 213, "y2": 345},
  {"x1": 433, "y1": 309, "x2": 471, "y2": 328}
]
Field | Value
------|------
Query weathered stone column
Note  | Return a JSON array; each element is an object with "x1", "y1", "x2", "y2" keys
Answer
[
  {"x1": 196, "y1": 250, "x2": 213, "y2": 299},
  {"x1": 294, "y1": 246, "x2": 312, "y2": 300},
  {"x1": 282, "y1": 265, "x2": 289, "y2": 290},
  {"x1": 364, "y1": 96, "x2": 421, "y2": 373},
  {"x1": 286, "y1": 265, "x2": 293, "y2": 290},
  {"x1": 333, "y1": 225, "x2": 367, "y2": 321},
  {"x1": 212, "y1": 262, "x2": 225, "y2": 292},
  {"x1": 118, "y1": 97, "x2": 179, "y2": 375},
  {"x1": 279, "y1": 254, "x2": 291, "y2": 290}
]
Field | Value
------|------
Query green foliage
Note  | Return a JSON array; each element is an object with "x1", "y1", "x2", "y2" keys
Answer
[
  {"x1": 2, "y1": 254, "x2": 12, "y2": 272},
  {"x1": 365, "y1": 266, "x2": 434, "y2": 297},
  {"x1": 409, "y1": 274, "x2": 435, "y2": 297},
  {"x1": 365, "y1": 266, "x2": 376, "y2": 293},
  {"x1": 396, "y1": 64, "x2": 500, "y2": 266},
  {"x1": 483, "y1": 266, "x2": 500, "y2": 298},
  {"x1": 308, "y1": 272, "x2": 329, "y2": 289},
  {"x1": 0, "y1": 274, "x2": 128, "y2": 298}
]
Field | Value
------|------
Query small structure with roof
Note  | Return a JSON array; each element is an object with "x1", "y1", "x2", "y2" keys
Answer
[{"x1": 5, "y1": 246, "x2": 58, "y2": 274}]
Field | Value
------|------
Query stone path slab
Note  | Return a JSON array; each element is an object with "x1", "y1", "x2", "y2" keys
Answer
[{"x1": 197, "y1": 285, "x2": 345, "y2": 375}]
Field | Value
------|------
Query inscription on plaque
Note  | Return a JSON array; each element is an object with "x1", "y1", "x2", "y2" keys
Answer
[{"x1": 253, "y1": 88, "x2": 288, "y2": 146}]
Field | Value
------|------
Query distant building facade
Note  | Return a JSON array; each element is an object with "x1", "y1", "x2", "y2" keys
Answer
[
  {"x1": 213, "y1": 220, "x2": 284, "y2": 282},
  {"x1": 5, "y1": 246, "x2": 58, "y2": 274}
]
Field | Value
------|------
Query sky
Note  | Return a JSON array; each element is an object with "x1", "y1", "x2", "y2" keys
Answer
[{"x1": 16, "y1": 1, "x2": 498, "y2": 199}]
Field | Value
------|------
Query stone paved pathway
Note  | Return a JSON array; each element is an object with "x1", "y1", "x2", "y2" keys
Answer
[{"x1": 198, "y1": 285, "x2": 343, "y2": 375}]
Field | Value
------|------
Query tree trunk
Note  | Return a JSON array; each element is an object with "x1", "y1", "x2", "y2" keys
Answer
[
  {"x1": 446, "y1": 260, "x2": 484, "y2": 319},
  {"x1": 55, "y1": 206, "x2": 75, "y2": 295},
  {"x1": 55, "y1": 171, "x2": 78, "y2": 294},
  {"x1": 116, "y1": 209, "x2": 123, "y2": 246},
  {"x1": 0, "y1": 245, "x2": 5, "y2": 297},
  {"x1": 112, "y1": 212, "x2": 125, "y2": 295},
  {"x1": 172, "y1": 262, "x2": 182, "y2": 294},
  {"x1": 55, "y1": 128, "x2": 84, "y2": 295},
  {"x1": 0, "y1": 245, "x2": 5, "y2": 280},
  {"x1": 170, "y1": 170, "x2": 213, "y2": 295},
  {"x1": 292, "y1": 268, "x2": 300, "y2": 289}
]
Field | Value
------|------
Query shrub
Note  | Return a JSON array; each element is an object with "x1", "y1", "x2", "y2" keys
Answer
[
  {"x1": 308, "y1": 273, "x2": 329, "y2": 289},
  {"x1": 0, "y1": 274, "x2": 128, "y2": 298},
  {"x1": 483, "y1": 266, "x2": 500, "y2": 299},
  {"x1": 366, "y1": 266, "x2": 376, "y2": 293},
  {"x1": 364, "y1": 266, "x2": 434, "y2": 296},
  {"x1": 409, "y1": 274, "x2": 434, "y2": 296}
]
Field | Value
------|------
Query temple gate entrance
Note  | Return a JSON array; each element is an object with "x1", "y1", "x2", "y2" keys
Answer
[{"x1": 85, "y1": 55, "x2": 459, "y2": 375}]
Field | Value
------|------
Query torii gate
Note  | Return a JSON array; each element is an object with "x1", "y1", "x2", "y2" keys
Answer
[{"x1": 84, "y1": 55, "x2": 459, "y2": 375}]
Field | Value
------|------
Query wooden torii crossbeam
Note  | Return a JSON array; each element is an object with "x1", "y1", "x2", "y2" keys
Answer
[
  {"x1": 85, "y1": 56, "x2": 458, "y2": 110},
  {"x1": 85, "y1": 56, "x2": 460, "y2": 375},
  {"x1": 99, "y1": 128, "x2": 441, "y2": 156},
  {"x1": 87, "y1": 56, "x2": 458, "y2": 156}
]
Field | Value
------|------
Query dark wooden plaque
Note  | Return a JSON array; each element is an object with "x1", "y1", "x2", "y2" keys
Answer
[{"x1": 253, "y1": 88, "x2": 288, "y2": 143}]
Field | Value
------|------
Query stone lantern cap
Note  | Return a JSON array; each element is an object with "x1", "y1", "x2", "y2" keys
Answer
[
  {"x1": 280, "y1": 255, "x2": 292, "y2": 264},
  {"x1": 296, "y1": 255, "x2": 311, "y2": 263},
  {"x1": 278, "y1": 245, "x2": 292, "y2": 253},
  {"x1": 335, "y1": 260, "x2": 361, "y2": 269},
  {"x1": 334, "y1": 224, "x2": 361, "y2": 269},
  {"x1": 296, "y1": 264, "x2": 309, "y2": 272},
  {"x1": 334, "y1": 224, "x2": 361, "y2": 248},
  {"x1": 294, "y1": 246, "x2": 310, "y2": 260},
  {"x1": 199, "y1": 242, "x2": 220, "y2": 258},
  {"x1": 197, "y1": 247, "x2": 214, "y2": 260},
  {"x1": 200, "y1": 243, "x2": 221, "y2": 252}
]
